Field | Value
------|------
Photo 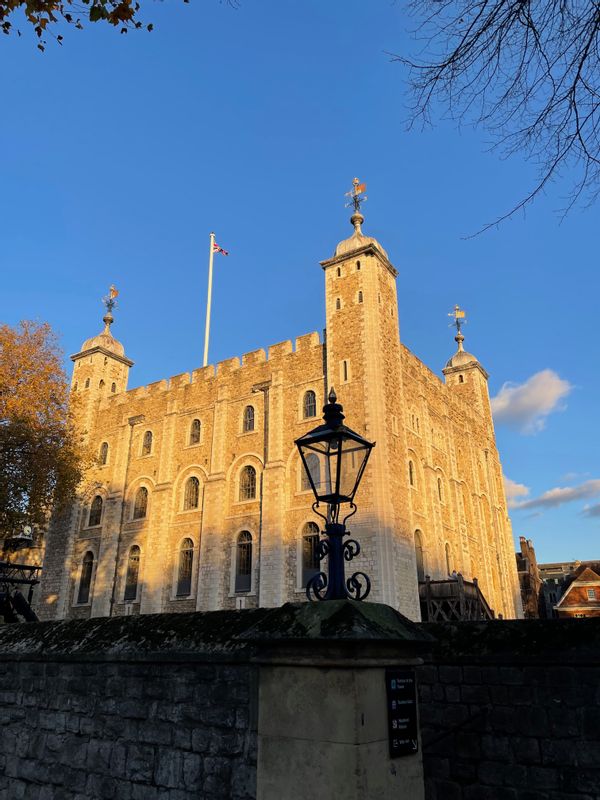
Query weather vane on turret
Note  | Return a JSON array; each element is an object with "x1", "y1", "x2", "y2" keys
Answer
[
  {"x1": 448, "y1": 304, "x2": 467, "y2": 350},
  {"x1": 102, "y1": 285, "x2": 119, "y2": 313},
  {"x1": 101, "y1": 285, "x2": 119, "y2": 334},
  {"x1": 345, "y1": 177, "x2": 367, "y2": 213}
]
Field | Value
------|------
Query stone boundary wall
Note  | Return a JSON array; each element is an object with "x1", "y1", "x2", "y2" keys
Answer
[
  {"x1": 418, "y1": 619, "x2": 600, "y2": 800},
  {"x1": 0, "y1": 609, "x2": 270, "y2": 800},
  {"x1": 2, "y1": 609, "x2": 600, "y2": 800}
]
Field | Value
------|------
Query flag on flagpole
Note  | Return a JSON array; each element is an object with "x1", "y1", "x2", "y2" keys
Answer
[
  {"x1": 355, "y1": 182, "x2": 366, "y2": 194},
  {"x1": 455, "y1": 309, "x2": 465, "y2": 318},
  {"x1": 213, "y1": 242, "x2": 229, "y2": 256},
  {"x1": 109, "y1": 285, "x2": 119, "y2": 299}
]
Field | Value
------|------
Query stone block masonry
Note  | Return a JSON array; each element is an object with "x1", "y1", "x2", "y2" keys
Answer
[
  {"x1": 2, "y1": 606, "x2": 599, "y2": 800},
  {"x1": 418, "y1": 618, "x2": 600, "y2": 800},
  {"x1": 0, "y1": 609, "x2": 269, "y2": 800}
]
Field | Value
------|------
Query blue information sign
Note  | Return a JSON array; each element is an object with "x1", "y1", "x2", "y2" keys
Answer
[{"x1": 385, "y1": 667, "x2": 419, "y2": 758}]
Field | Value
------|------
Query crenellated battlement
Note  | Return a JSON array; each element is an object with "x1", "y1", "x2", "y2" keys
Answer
[{"x1": 91, "y1": 330, "x2": 324, "y2": 416}]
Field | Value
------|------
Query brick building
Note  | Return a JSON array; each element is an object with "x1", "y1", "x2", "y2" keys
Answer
[
  {"x1": 555, "y1": 566, "x2": 600, "y2": 618},
  {"x1": 38, "y1": 198, "x2": 521, "y2": 621}
]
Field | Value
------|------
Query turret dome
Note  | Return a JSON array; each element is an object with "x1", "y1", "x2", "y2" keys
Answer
[
  {"x1": 334, "y1": 211, "x2": 389, "y2": 261},
  {"x1": 80, "y1": 310, "x2": 126, "y2": 358}
]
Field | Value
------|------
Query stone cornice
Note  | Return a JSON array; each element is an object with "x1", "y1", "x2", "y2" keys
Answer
[
  {"x1": 71, "y1": 345, "x2": 134, "y2": 368},
  {"x1": 320, "y1": 243, "x2": 398, "y2": 278},
  {"x1": 442, "y1": 361, "x2": 489, "y2": 381}
]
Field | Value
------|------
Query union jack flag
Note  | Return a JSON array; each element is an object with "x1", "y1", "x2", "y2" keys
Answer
[{"x1": 213, "y1": 242, "x2": 229, "y2": 256}]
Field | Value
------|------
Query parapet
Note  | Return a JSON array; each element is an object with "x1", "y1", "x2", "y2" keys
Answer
[
  {"x1": 242, "y1": 349, "x2": 267, "y2": 367},
  {"x1": 216, "y1": 356, "x2": 241, "y2": 376},
  {"x1": 295, "y1": 332, "x2": 321, "y2": 351},
  {"x1": 267, "y1": 340, "x2": 293, "y2": 360}
]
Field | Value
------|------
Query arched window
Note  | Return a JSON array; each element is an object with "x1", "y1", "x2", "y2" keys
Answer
[
  {"x1": 301, "y1": 453, "x2": 320, "y2": 492},
  {"x1": 99, "y1": 379, "x2": 105, "y2": 389},
  {"x1": 243, "y1": 405, "x2": 255, "y2": 433},
  {"x1": 85, "y1": 378, "x2": 90, "y2": 389},
  {"x1": 73, "y1": 382, "x2": 78, "y2": 392},
  {"x1": 235, "y1": 531, "x2": 252, "y2": 593},
  {"x1": 88, "y1": 496, "x2": 103, "y2": 527},
  {"x1": 336, "y1": 267, "x2": 341, "y2": 277},
  {"x1": 409, "y1": 460, "x2": 415, "y2": 487},
  {"x1": 124, "y1": 545, "x2": 141, "y2": 602},
  {"x1": 437, "y1": 477, "x2": 443, "y2": 502},
  {"x1": 111, "y1": 382, "x2": 116, "y2": 393},
  {"x1": 335, "y1": 298, "x2": 341, "y2": 310},
  {"x1": 342, "y1": 360, "x2": 349, "y2": 382},
  {"x1": 302, "y1": 521, "x2": 320, "y2": 588},
  {"x1": 414, "y1": 530, "x2": 425, "y2": 582},
  {"x1": 459, "y1": 375, "x2": 464, "y2": 383},
  {"x1": 356, "y1": 260, "x2": 361, "y2": 270},
  {"x1": 445, "y1": 542, "x2": 452, "y2": 575},
  {"x1": 239, "y1": 466, "x2": 257, "y2": 501},
  {"x1": 141, "y1": 431, "x2": 153, "y2": 456},
  {"x1": 183, "y1": 476, "x2": 200, "y2": 510},
  {"x1": 133, "y1": 487, "x2": 148, "y2": 520},
  {"x1": 99, "y1": 442, "x2": 109, "y2": 466},
  {"x1": 77, "y1": 552, "x2": 94, "y2": 604},
  {"x1": 358, "y1": 291, "x2": 363, "y2": 303},
  {"x1": 189, "y1": 418, "x2": 201, "y2": 445},
  {"x1": 303, "y1": 390, "x2": 317, "y2": 419},
  {"x1": 176, "y1": 538, "x2": 194, "y2": 596}
]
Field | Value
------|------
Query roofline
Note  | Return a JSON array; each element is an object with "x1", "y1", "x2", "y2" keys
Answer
[
  {"x1": 320, "y1": 242, "x2": 398, "y2": 278},
  {"x1": 442, "y1": 361, "x2": 489, "y2": 380},
  {"x1": 71, "y1": 345, "x2": 134, "y2": 368}
]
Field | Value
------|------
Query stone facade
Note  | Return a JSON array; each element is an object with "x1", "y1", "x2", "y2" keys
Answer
[{"x1": 39, "y1": 210, "x2": 521, "y2": 622}]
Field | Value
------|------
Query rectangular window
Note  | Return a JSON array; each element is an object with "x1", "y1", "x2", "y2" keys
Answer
[{"x1": 587, "y1": 588, "x2": 596, "y2": 600}]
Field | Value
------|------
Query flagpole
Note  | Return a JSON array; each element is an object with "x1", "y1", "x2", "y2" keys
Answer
[{"x1": 203, "y1": 232, "x2": 215, "y2": 368}]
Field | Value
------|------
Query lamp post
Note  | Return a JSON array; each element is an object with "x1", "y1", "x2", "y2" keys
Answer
[{"x1": 295, "y1": 388, "x2": 375, "y2": 601}]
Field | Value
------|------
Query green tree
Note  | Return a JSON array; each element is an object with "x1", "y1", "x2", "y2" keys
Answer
[{"x1": 0, "y1": 321, "x2": 86, "y2": 538}]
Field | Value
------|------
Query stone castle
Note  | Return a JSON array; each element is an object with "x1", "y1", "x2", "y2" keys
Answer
[{"x1": 39, "y1": 191, "x2": 522, "y2": 621}]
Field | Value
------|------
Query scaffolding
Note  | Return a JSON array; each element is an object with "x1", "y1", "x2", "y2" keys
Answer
[
  {"x1": 419, "y1": 574, "x2": 495, "y2": 621},
  {"x1": 0, "y1": 560, "x2": 42, "y2": 622}
]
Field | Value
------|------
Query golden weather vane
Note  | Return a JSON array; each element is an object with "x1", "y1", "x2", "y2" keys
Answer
[
  {"x1": 102, "y1": 285, "x2": 119, "y2": 313},
  {"x1": 448, "y1": 304, "x2": 466, "y2": 335},
  {"x1": 344, "y1": 177, "x2": 367, "y2": 213}
]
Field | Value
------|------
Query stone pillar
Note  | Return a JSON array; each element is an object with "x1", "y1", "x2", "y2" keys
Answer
[{"x1": 242, "y1": 600, "x2": 432, "y2": 800}]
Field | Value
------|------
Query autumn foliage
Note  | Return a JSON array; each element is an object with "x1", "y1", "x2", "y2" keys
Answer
[
  {"x1": 0, "y1": 0, "x2": 156, "y2": 49},
  {"x1": 0, "y1": 321, "x2": 86, "y2": 537}
]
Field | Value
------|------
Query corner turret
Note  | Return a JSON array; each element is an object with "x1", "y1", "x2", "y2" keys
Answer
[
  {"x1": 443, "y1": 305, "x2": 490, "y2": 415},
  {"x1": 70, "y1": 286, "x2": 133, "y2": 438}
]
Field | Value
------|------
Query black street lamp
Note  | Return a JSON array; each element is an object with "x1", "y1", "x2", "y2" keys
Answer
[{"x1": 295, "y1": 388, "x2": 375, "y2": 601}]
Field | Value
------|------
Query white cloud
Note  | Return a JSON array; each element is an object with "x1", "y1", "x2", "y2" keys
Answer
[
  {"x1": 503, "y1": 476, "x2": 530, "y2": 509},
  {"x1": 583, "y1": 503, "x2": 600, "y2": 518},
  {"x1": 513, "y1": 479, "x2": 600, "y2": 511},
  {"x1": 491, "y1": 369, "x2": 573, "y2": 434}
]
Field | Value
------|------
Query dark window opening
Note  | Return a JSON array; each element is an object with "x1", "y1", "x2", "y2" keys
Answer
[
  {"x1": 133, "y1": 487, "x2": 148, "y2": 520},
  {"x1": 302, "y1": 522, "x2": 320, "y2": 588},
  {"x1": 124, "y1": 545, "x2": 140, "y2": 602},
  {"x1": 240, "y1": 466, "x2": 257, "y2": 501},
  {"x1": 88, "y1": 495, "x2": 103, "y2": 527},
  {"x1": 303, "y1": 390, "x2": 317, "y2": 418},
  {"x1": 77, "y1": 552, "x2": 94, "y2": 604},
  {"x1": 190, "y1": 418, "x2": 201, "y2": 444},
  {"x1": 176, "y1": 538, "x2": 194, "y2": 597},
  {"x1": 235, "y1": 531, "x2": 252, "y2": 592},
  {"x1": 243, "y1": 405, "x2": 255, "y2": 432},
  {"x1": 184, "y1": 476, "x2": 200, "y2": 510}
]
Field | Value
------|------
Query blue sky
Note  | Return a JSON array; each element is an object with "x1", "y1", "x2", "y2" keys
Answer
[{"x1": 2, "y1": 0, "x2": 597, "y2": 563}]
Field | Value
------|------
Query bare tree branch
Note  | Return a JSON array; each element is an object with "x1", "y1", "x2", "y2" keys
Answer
[{"x1": 393, "y1": 1, "x2": 600, "y2": 232}]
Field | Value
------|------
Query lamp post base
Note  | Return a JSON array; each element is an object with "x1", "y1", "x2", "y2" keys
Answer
[{"x1": 306, "y1": 522, "x2": 371, "y2": 602}]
